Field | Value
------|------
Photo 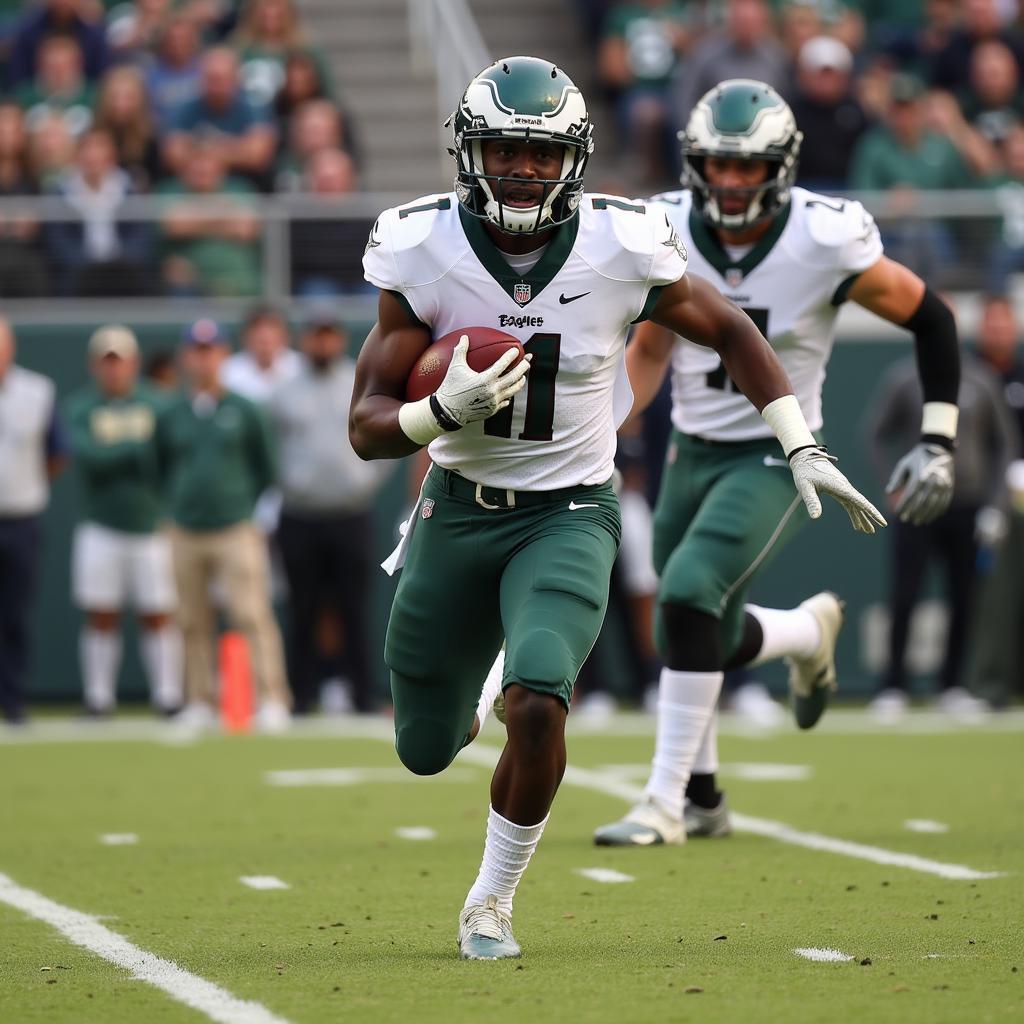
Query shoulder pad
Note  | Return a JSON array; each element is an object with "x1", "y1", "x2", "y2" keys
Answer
[{"x1": 795, "y1": 188, "x2": 875, "y2": 253}]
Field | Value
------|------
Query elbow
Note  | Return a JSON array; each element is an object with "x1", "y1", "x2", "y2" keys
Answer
[{"x1": 348, "y1": 411, "x2": 374, "y2": 462}]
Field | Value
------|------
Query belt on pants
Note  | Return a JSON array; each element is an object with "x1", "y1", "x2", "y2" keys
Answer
[{"x1": 435, "y1": 467, "x2": 610, "y2": 511}]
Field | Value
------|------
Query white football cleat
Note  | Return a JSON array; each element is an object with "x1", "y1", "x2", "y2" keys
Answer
[
  {"x1": 684, "y1": 796, "x2": 733, "y2": 838},
  {"x1": 255, "y1": 700, "x2": 291, "y2": 734},
  {"x1": 458, "y1": 895, "x2": 521, "y2": 960},
  {"x1": 593, "y1": 796, "x2": 685, "y2": 846},
  {"x1": 788, "y1": 591, "x2": 844, "y2": 730},
  {"x1": 935, "y1": 686, "x2": 989, "y2": 722}
]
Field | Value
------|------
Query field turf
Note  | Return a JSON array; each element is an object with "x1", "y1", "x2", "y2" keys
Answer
[{"x1": 1, "y1": 712, "x2": 1021, "y2": 1024}]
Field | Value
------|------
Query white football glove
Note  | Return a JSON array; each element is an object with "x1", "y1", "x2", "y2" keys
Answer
[
  {"x1": 434, "y1": 335, "x2": 530, "y2": 427},
  {"x1": 886, "y1": 442, "x2": 954, "y2": 525},
  {"x1": 789, "y1": 447, "x2": 888, "y2": 534}
]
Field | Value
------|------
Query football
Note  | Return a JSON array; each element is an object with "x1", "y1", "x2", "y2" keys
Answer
[{"x1": 406, "y1": 327, "x2": 524, "y2": 402}]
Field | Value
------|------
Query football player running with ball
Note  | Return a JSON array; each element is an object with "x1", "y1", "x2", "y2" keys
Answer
[
  {"x1": 350, "y1": 58, "x2": 884, "y2": 960},
  {"x1": 594, "y1": 80, "x2": 961, "y2": 849}
]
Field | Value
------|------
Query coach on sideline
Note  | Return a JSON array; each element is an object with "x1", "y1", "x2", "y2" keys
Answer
[
  {"x1": 155, "y1": 318, "x2": 290, "y2": 732},
  {"x1": 0, "y1": 318, "x2": 68, "y2": 725}
]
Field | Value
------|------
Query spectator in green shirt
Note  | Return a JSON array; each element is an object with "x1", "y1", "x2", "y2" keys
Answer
[
  {"x1": 16, "y1": 34, "x2": 95, "y2": 138},
  {"x1": 158, "y1": 137, "x2": 261, "y2": 297},
  {"x1": 65, "y1": 324, "x2": 183, "y2": 718},
  {"x1": 849, "y1": 72, "x2": 989, "y2": 282},
  {"x1": 155, "y1": 318, "x2": 290, "y2": 732}
]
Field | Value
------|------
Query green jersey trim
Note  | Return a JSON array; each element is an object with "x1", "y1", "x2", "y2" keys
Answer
[
  {"x1": 687, "y1": 203, "x2": 791, "y2": 282},
  {"x1": 458, "y1": 204, "x2": 579, "y2": 306},
  {"x1": 830, "y1": 272, "x2": 861, "y2": 307},
  {"x1": 632, "y1": 284, "x2": 665, "y2": 324},
  {"x1": 388, "y1": 290, "x2": 428, "y2": 328}
]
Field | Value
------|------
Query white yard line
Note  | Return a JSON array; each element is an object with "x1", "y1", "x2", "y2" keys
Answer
[
  {"x1": 239, "y1": 876, "x2": 290, "y2": 891},
  {"x1": 395, "y1": 827, "x2": 437, "y2": 841},
  {"x1": 454, "y1": 744, "x2": 1004, "y2": 881},
  {"x1": 794, "y1": 947, "x2": 854, "y2": 962},
  {"x1": 595, "y1": 762, "x2": 812, "y2": 783},
  {"x1": 0, "y1": 872, "x2": 291, "y2": 1024},
  {"x1": 98, "y1": 833, "x2": 138, "y2": 846},
  {"x1": 575, "y1": 867, "x2": 635, "y2": 884},
  {"x1": 265, "y1": 767, "x2": 477, "y2": 787},
  {"x1": 904, "y1": 819, "x2": 950, "y2": 834},
  {"x1": 3, "y1": 709, "x2": 1023, "y2": 745}
]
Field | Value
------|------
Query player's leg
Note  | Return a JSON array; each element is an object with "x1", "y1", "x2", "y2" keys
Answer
[
  {"x1": 870, "y1": 518, "x2": 930, "y2": 719},
  {"x1": 72, "y1": 523, "x2": 125, "y2": 716},
  {"x1": 460, "y1": 498, "x2": 619, "y2": 959},
  {"x1": 170, "y1": 527, "x2": 217, "y2": 715},
  {"x1": 131, "y1": 530, "x2": 182, "y2": 715},
  {"x1": 384, "y1": 475, "x2": 505, "y2": 778},
  {"x1": 596, "y1": 442, "x2": 804, "y2": 845},
  {"x1": 218, "y1": 522, "x2": 291, "y2": 727}
]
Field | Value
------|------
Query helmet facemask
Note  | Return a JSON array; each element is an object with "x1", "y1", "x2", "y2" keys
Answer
[
  {"x1": 447, "y1": 57, "x2": 595, "y2": 235},
  {"x1": 679, "y1": 79, "x2": 803, "y2": 231}
]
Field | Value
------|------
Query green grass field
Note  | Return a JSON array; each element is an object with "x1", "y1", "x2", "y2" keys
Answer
[{"x1": 1, "y1": 712, "x2": 1022, "y2": 1024}]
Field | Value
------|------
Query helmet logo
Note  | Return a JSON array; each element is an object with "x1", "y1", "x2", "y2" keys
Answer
[
  {"x1": 513, "y1": 283, "x2": 532, "y2": 305},
  {"x1": 455, "y1": 180, "x2": 471, "y2": 202},
  {"x1": 725, "y1": 268, "x2": 744, "y2": 288}
]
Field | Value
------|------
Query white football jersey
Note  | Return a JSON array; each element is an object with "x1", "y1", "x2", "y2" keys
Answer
[
  {"x1": 363, "y1": 192, "x2": 688, "y2": 489},
  {"x1": 650, "y1": 187, "x2": 883, "y2": 441}
]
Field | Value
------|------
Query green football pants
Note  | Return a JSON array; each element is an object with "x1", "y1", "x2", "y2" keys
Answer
[
  {"x1": 652, "y1": 430, "x2": 809, "y2": 660},
  {"x1": 385, "y1": 468, "x2": 621, "y2": 776}
]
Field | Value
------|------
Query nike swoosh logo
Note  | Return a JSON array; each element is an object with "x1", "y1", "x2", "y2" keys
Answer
[
  {"x1": 568, "y1": 501, "x2": 599, "y2": 510},
  {"x1": 559, "y1": 291, "x2": 591, "y2": 304},
  {"x1": 763, "y1": 455, "x2": 790, "y2": 468}
]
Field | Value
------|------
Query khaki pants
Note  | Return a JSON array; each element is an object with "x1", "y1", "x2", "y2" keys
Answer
[{"x1": 171, "y1": 522, "x2": 290, "y2": 708}]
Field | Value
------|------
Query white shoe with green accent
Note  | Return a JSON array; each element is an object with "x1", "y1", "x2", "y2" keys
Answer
[
  {"x1": 788, "y1": 591, "x2": 844, "y2": 730},
  {"x1": 684, "y1": 796, "x2": 733, "y2": 838},
  {"x1": 593, "y1": 796, "x2": 685, "y2": 846},
  {"x1": 458, "y1": 895, "x2": 521, "y2": 960}
]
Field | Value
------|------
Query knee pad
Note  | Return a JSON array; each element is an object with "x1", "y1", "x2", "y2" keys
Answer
[
  {"x1": 394, "y1": 718, "x2": 463, "y2": 777},
  {"x1": 657, "y1": 601, "x2": 722, "y2": 671},
  {"x1": 506, "y1": 628, "x2": 575, "y2": 690}
]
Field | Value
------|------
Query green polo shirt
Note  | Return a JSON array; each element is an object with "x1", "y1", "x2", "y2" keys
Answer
[
  {"x1": 849, "y1": 126, "x2": 975, "y2": 191},
  {"x1": 155, "y1": 389, "x2": 276, "y2": 530},
  {"x1": 65, "y1": 384, "x2": 166, "y2": 534}
]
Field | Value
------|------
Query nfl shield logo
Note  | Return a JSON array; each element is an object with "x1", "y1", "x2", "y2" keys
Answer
[
  {"x1": 421, "y1": 499, "x2": 435, "y2": 520},
  {"x1": 513, "y1": 282, "x2": 531, "y2": 306},
  {"x1": 725, "y1": 268, "x2": 743, "y2": 288}
]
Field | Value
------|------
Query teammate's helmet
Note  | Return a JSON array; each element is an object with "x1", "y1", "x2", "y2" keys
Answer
[
  {"x1": 448, "y1": 56, "x2": 594, "y2": 234},
  {"x1": 680, "y1": 79, "x2": 802, "y2": 230}
]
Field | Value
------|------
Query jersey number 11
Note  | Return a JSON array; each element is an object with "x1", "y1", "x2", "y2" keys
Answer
[{"x1": 484, "y1": 333, "x2": 561, "y2": 441}]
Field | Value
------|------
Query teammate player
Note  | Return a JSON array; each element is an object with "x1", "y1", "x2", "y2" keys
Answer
[
  {"x1": 594, "y1": 80, "x2": 960, "y2": 847},
  {"x1": 350, "y1": 58, "x2": 884, "y2": 960},
  {"x1": 66, "y1": 326, "x2": 182, "y2": 716}
]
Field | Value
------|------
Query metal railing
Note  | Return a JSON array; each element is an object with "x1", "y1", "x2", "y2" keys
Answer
[
  {"x1": 407, "y1": 0, "x2": 490, "y2": 179},
  {"x1": 0, "y1": 187, "x2": 1018, "y2": 323}
]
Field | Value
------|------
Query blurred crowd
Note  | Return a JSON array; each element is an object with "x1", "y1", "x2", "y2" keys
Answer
[
  {"x1": 0, "y1": 0, "x2": 361, "y2": 298},
  {"x1": 584, "y1": 0, "x2": 1024, "y2": 289}
]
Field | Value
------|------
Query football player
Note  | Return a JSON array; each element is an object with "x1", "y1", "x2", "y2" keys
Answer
[
  {"x1": 594, "y1": 80, "x2": 960, "y2": 848},
  {"x1": 350, "y1": 58, "x2": 884, "y2": 960}
]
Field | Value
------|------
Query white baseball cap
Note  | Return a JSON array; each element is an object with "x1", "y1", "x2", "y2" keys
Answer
[
  {"x1": 89, "y1": 324, "x2": 139, "y2": 360},
  {"x1": 799, "y1": 36, "x2": 853, "y2": 74}
]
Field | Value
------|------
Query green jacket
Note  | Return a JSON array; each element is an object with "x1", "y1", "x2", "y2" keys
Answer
[
  {"x1": 155, "y1": 390, "x2": 276, "y2": 530},
  {"x1": 65, "y1": 384, "x2": 166, "y2": 534}
]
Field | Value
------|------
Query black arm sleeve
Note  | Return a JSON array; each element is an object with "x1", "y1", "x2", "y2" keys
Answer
[{"x1": 901, "y1": 285, "x2": 960, "y2": 407}]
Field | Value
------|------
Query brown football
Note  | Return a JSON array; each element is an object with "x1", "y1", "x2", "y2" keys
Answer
[{"x1": 406, "y1": 327, "x2": 525, "y2": 402}]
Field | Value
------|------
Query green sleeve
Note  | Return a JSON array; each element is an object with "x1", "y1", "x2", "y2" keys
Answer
[{"x1": 247, "y1": 403, "x2": 278, "y2": 495}]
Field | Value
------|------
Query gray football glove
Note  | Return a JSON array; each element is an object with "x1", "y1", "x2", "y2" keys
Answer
[
  {"x1": 790, "y1": 447, "x2": 888, "y2": 534},
  {"x1": 886, "y1": 442, "x2": 954, "y2": 525},
  {"x1": 434, "y1": 335, "x2": 530, "y2": 427}
]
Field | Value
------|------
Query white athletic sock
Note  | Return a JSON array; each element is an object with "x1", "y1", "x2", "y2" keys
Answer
[
  {"x1": 463, "y1": 805, "x2": 548, "y2": 918},
  {"x1": 474, "y1": 649, "x2": 505, "y2": 732},
  {"x1": 81, "y1": 629, "x2": 123, "y2": 712},
  {"x1": 692, "y1": 710, "x2": 719, "y2": 775},
  {"x1": 643, "y1": 668, "x2": 723, "y2": 816},
  {"x1": 747, "y1": 604, "x2": 821, "y2": 666},
  {"x1": 141, "y1": 626, "x2": 184, "y2": 712}
]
